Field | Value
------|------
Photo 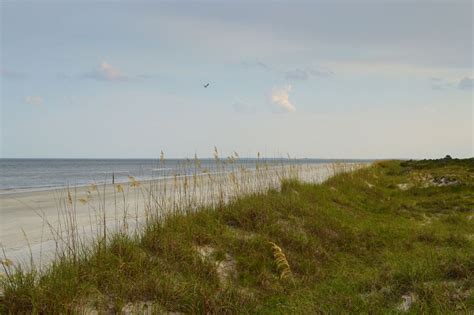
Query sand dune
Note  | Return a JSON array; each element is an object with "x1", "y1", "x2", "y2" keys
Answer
[{"x1": 0, "y1": 163, "x2": 360, "y2": 270}]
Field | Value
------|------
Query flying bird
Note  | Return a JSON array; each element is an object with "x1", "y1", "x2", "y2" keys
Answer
[{"x1": 204, "y1": 83, "x2": 210, "y2": 88}]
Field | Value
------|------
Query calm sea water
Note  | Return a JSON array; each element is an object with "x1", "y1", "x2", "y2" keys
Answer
[{"x1": 0, "y1": 158, "x2": 368, "y2": 193}]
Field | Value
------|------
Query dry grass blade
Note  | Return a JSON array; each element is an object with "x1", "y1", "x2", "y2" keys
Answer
[
  {"x1": 115, "y1": 184, "x2": 124, "y2": 193},
  {"x1": 67, "y1": 191, "x2": 73, "y2": 206},
  {"x1": 128, "y1": 176, "x2": 140, "y2": 188},
  {"x1": 269, "y1": 242, "x2": 292, "y2": 280},
  {"x1": 78, "y1": 197, "x2": 89, "y2": 204},
  {"x1": 1, "y1": 259, "x2": 13, "y2": 268}
]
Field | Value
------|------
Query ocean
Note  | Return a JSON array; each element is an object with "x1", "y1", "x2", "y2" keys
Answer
[{"x1": 0, "y1": 158, "x2": 368, "y2": 193}]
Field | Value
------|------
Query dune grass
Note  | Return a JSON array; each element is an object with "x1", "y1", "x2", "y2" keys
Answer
[{"x1": 1, "y1": 158, "x2": 473, "y2": 314}]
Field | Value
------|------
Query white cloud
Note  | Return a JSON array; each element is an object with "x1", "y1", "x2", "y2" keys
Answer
[
  {"x1": 269, "y1": 85, "x2": 296, "y2": 113},
  {"x1": 99, "y1": 61, "x2": 123, "y2": 80},
  {"x1": 83, "y1": 61, "x2": 126, "y2": 81},
  {"x1": 25, "y1": 96, "x2": 43, "y2": 105}
]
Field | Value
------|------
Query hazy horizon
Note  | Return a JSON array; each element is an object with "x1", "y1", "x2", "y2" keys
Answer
[{"x1": 1, "y1": 1, "x2": 472, "y2": 159}]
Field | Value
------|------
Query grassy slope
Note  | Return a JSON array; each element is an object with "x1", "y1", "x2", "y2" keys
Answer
[{"x1": 1, "y1": 159, "x2": 473, "y2": 314}]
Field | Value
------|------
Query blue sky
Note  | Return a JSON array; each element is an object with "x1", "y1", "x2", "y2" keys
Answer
[{"x1": 1, "y1": 1, "x2": 472, "y2": 159}]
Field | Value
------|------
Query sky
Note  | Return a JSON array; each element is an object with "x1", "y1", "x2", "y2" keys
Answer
[{"x1": 1, "y1": 0, "x2": 472, "y2": 159}]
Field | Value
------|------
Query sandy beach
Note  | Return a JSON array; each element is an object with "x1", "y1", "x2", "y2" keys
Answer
[{"x1": 0, "y1": 163, "x2": 357, "y2": 270}]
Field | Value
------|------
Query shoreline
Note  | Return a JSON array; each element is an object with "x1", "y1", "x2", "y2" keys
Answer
[
  {"x1": 0, "y1": 159, "x2": 374, "y2": 196},
  {"x1": 0, "y1": 170, "x2": 231, "y2": 197}
]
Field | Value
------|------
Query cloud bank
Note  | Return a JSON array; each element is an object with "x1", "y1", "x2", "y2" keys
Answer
[{"x1": 269, "y1": 85, "x2": 295, "y2": 113}]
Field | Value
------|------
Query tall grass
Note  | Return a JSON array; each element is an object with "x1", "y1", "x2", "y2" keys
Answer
[{"x1": 1, "y1": 153, "x2": 360, "y2": 275}]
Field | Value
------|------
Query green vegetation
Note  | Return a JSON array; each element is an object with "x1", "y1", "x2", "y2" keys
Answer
[{"x1": 1, "y1": 159, "x2": 473, "y2": 314}]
